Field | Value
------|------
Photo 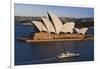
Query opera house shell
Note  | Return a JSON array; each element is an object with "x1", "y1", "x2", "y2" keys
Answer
[{"x1": 31, "y1": 12, "x2": 88, "y2": 40}]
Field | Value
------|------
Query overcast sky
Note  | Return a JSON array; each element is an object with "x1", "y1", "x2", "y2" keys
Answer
[{"x1": 15, "y1": 3, "x2": 94, "y2": 18}]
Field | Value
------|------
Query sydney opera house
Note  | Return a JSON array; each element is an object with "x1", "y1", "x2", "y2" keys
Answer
[{"x1": 30, "y1": 12, "x2": 88, "y2": 40}]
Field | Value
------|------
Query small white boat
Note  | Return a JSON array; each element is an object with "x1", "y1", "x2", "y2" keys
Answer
[{"x1": 57, "y1": 52, "x2": 80, "y2": 59}]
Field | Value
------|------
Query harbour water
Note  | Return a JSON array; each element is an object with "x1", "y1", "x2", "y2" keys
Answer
[{"x1": 15, "y1": 24, "x2": 94, "y2": 65}]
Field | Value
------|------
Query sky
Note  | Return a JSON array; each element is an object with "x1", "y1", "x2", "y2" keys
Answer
[{"x1": 15, "y1": 3, "x2": 94, "y2": 18}]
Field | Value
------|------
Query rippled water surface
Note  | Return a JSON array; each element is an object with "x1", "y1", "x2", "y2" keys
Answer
[{"x1": 15, "y1": 24, "x2": 94, "y2": 65}]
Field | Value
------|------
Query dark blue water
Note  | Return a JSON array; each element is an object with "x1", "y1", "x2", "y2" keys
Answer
[{"x1": 15, "y1": 24, "x2": 94, "y2": 65}]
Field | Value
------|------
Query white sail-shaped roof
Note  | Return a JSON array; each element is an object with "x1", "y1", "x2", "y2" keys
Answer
[
  {"x1": 31, "y1": 21, "x2": 47, "y2": 32},
  {"x1": 41, "y1": 17, "x2": 55, "y2": 33},
  {"x1": 47, "y1": 12, "x2": 63, "y2": 34},
  {"x1": 60, "y1": 22, "x2": 75, "y2": 33},
  {"x1": 75, "y1": 28, "x2": 88, "y2": 35}
]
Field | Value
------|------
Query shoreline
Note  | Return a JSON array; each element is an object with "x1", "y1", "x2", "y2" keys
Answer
[{"x1": 18, "y1": 36, "x2": 94, "y2": 43}]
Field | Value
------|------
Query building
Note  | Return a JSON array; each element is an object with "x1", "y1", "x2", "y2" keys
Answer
[{"x1": 31, "y1": 12, "x2": 88, "y2": 40}]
